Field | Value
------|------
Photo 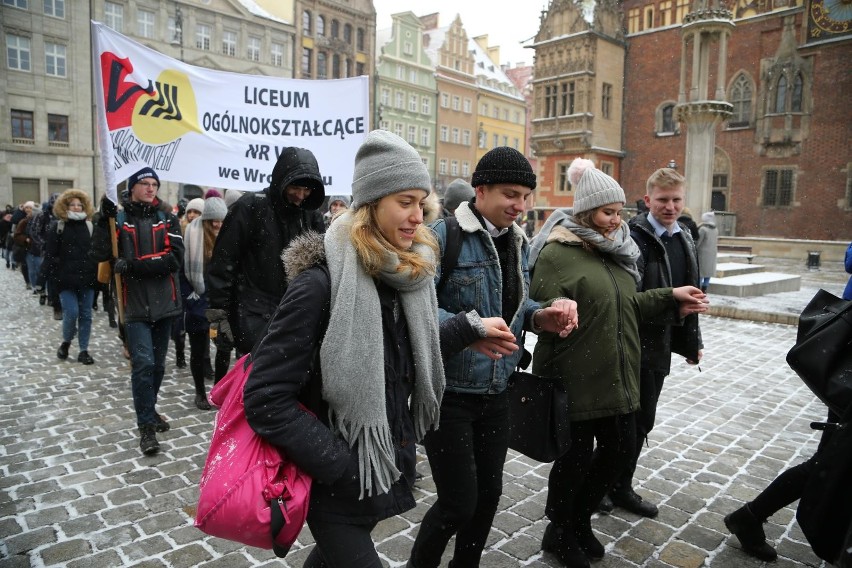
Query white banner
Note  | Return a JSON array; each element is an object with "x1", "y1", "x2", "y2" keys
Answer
[{"x1": 91, "y1": 21, "x2": 368, "y2": 202}]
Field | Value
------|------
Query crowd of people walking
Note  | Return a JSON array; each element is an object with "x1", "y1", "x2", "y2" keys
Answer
[{"x1": 8, "y1": 130, "x2": 845, "y2": 567}]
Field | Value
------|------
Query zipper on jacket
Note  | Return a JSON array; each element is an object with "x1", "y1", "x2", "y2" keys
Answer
[{"x1": 601, "y1": 253, "x2": 633, "y2": 410}]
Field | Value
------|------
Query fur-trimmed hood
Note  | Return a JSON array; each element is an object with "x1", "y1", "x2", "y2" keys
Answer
[
  {"x1": 544, "y1": 224, "x2": 583, "y2": 245},
  {"x1": 281, "y1": 230, "x2": 326, "y2": 284},
  {"x1": 454, "y1": 200, "x2": 528, "y2": 242},
  {"x1": 53, "y1": 189, "x2": 94, "y2": 221}
]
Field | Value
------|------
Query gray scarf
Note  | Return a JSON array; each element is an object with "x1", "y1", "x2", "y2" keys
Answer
[
  {"x1": 529, "y1": 208, "x2": 642, "y2": 285},
  {"x1": 320, "y1": 211, "x2": 444, "y2": 499}
]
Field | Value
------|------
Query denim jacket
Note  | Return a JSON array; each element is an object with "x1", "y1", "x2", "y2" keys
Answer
[{"x1": 431, "y1": 201, "x2": 540, "y2": 395}]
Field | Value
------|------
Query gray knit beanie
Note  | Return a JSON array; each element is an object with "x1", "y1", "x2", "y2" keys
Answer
[
  {"x1": 201, "y1": 196, "x2": 227, "y2": 221},
  {"x1": 224, "y1": 190, "x2": 244, "y2": 208},
  {"x1": 471, "y1": 147, "x2": 536, "y2": 189},
  {"x1": 328, "y1": 195, "x2": 351, "y2": 208},
  {"x1": 443, "y1": 179, "x2": 474, "y2": 213},
  {"x1": 569, "y1": 158, "x2": 625, "y2": 215},
  {"x1": 186, "y1": 198, "x2": 205, "y2": 215},
  {"x1": 351, "y1": 130, "x2": 432, "y2": 209}
]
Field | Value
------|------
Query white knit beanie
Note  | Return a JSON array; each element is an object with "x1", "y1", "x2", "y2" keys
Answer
[
  {"x1": 186, "y1": 198, "x2": 205, "y2": 215},
  {"x1": 201, "y1": 196, "x2": 227, "y2": 221},
  {"x1": 569, "y1": 158, "x2": 626, "y2": 215},
  {"x1": 350, "y1": 130, "x2": 432, "y2": 209}
]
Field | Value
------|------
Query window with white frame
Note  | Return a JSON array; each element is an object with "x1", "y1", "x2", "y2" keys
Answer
[
  {"x1": 409, "y1": 95, "x2": 418, "y2": 113},
  {"x1": 451, "y1": 128, "x2": 460, "y2": 144},
  {"x1": 196, "y1": 24, "x2": 211, "y2": 50},
  {"x1": 222, "y1": 31, "x2": 237, "y2": 56},
  {"x1": 421, "y1": 96, "x2": 431, "y2": 115},
  {"x1": 271, "y1": 42, "x2": 284, "y2": 67},
  {"x1": 492, "y1": 133, "x2": 499, "y2": 148},
  {"x1": 394, "y1": 122, "x2": 403, "y2": 138},
  {"x1": 45, "y1": 42, "x2": 66, "y2": 77},
  {"x1": 381, "y1": 88, "x2": 390, "y2": 106},
  {"x1": 407, "y1": 125, "x2": 417, "y2": 144},
  {"x1": 440, "y1": 125, "x2": 449, "y2": 142},
  {"x1": 379, "y1": 120, "x2": 389, "y2": 130},
  {"x1": 451, "y1": 160, "x2": 459, "y2": 176},
  {"x1": 452, "y1": 96, "x2": 460, "y2": 111},
  {"x1": 462, "y1": 129, "x2": 471, "y2": 146},
  {"x1": 44, "y1": 0, "x2": 64, "y2": 18},
  {"x1": 439, "y1": 159, "x2": 447, "y2": 175},
  {"x1": 3, "y1": 0, "x2": 27, "y2": 7},
  {"x1": 137, "y1": 10, "x2": 155, "y2": 38},
  {"x1": 104, "y1": 2, "x2": 123, "y2": 31},
  {"x1": 420, "y1": 127, "x2": 430, "y2": 146},
  {"x1": 409, "y1": 69, "x2": 417, "y2": 84},
  {"x1": 462, "y1": 161, "x2": 470, "y2": 177},
  {"x1": 463, "y1": 98, "x2": 472, "y2": 113},
  {"x1": 397, "y1": 65, "x2": 404, "y2": 80},
  {"x1": 247, "y1": 36, "x2": 261, "y2": 62},
  {"x1": 441, "y1": 93, "x2": 449, "y2": 108},
  {"x1": 403, "y1": 41, "x2": 413, "y2": 55},
  {"x1": 395, "y1": 91, "x2": 404, "y2": 109},
  {"x1": 6, "y1": 35, "x2": 31, "y2": 71}
]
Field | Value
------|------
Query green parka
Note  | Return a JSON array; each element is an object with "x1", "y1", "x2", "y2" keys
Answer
[{"x1": 529, "y1": 226, "x2": 679, "y2": 422}]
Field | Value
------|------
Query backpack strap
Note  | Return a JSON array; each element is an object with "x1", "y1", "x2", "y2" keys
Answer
[{"x1": 437, "y1": 216, "x2": 462, "y2": 292}]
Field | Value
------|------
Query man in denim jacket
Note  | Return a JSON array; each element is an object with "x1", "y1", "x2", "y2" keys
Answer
[{"x1": 409, "y1": 147, "x2": 577, "y2": 568}]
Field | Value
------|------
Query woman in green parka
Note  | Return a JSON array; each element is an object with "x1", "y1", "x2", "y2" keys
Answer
[{"x1": 527, "y1": 159, "x2": 708, "y2": 568}]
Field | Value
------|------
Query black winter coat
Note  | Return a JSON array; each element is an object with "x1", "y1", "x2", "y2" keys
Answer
[
  {"x1": 91, "y1": 198, "x2": 184, "y2": 323},
  {"x1": 629, "y1": 213, "x2": 703, "y2": 373},
  {"x1": 207, "y1": 190, "x2": 325, "y2": 354},
  {"x1": 43, "y1": 219, "x2": 97, "y2": 292}
]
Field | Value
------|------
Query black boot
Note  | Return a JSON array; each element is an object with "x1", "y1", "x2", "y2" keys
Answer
[
  {"x1": 77, "y1": 350, "x2": 95, "y2": 365},
  {"x1": 542, "y1": 522, "x2": 590, "y2": 568},
  {"x1": 154, "y1": 413, "x2": 170, "y2": 432},
  {"x1": 57, "y1": 341, "x2": 70, "y2": 360},
  {"x1": 139, "y1": 425, "x2": 160, "y2": 455},
  {"x1": 195, "y1": 392, "x2": 212, "y2": 411},
  {"x1": 574, "y1": 520, "x2": 604, "y2": 560},
  {"x1": 724, "y1": 504, "x2": 778, "y2": 561},
  {"x1": 175, "y1": 351, "x2": 187, "y2": 369},
  {"x1": 611, "y1": 487, "x2": 659, "y2": 518}
]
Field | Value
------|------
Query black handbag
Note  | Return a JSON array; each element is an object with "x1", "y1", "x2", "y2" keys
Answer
[
  {"x1": 785, "y1": 289, "x2": 852, "y2": 415},
  {"x1": 506, "y1": 352, "x2": 571, "y2": 462}
]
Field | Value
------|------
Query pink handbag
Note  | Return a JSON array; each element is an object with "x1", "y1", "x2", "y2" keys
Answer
[{"x1": 195, "y1": 354, "x2": 312, "y2": 557}]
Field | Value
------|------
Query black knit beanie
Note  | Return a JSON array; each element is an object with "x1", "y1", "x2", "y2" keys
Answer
[
  {"x1": 129, "y1": 167, "x2": 159, "y2": 187},
  {"x1": 471, "y1": 147, "x2": 536, "y2": 190}
]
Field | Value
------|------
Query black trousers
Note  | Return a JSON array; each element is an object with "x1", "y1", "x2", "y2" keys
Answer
[
  {"x1": 749, "y1": 409, "x2": 839, "y2": 521},
  {"x1": 303, "y1": 519, "x2": 380, "y2": 568},
  {"x1": 546, "y1": 413, "x2": 636, "y2": 527},
  {"x1": 410, "y1": 391, "x2": 509, "y2": 568},
  {"x1": 617, "y1": 368, "x2": 667, "y2": 490},
  {"x1": 187, "y1": 330, "x2": 210, "y2": 396}
]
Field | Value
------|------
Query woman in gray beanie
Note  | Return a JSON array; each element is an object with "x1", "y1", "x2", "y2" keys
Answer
[
  {"x1": 528, "y1": 158, "x2": 708, "y2": 567},
  {"x1": 179, "y1": 196, "x2": 227, "y2": 410},
  {"x1": 696, "y1": 211, "x2": 718, "y2": 292},
  {"x1": 244, "y1": 130, "x2": 481, "y2": 567}
]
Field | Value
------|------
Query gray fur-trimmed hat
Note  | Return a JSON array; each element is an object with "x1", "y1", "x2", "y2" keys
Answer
[
  {"x1": 568, "y1": 158, "x2": 625, "y2": 215},
  {"x1": 351, "y1": 130, "x2": 432, "y2": 209},
  {"x1": 471, "y1": 147, "x2": 536, "y2": 190}
]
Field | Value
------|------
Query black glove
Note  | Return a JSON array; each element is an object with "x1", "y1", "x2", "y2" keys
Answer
[
  {"x1": 100, "y1": 196, "x2": 118, "y2": 218},
  {"x1": 205, "y1": 308, "x2": 234, "y2": 344},
  {"x1": 114, "y1": 258, "x2": 132, "y2": 275}
]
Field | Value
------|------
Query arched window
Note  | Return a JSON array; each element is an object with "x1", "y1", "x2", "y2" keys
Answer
[
  {"x1": 302, "y1": 11, "x2": 311, "y2": 36},
  {"x1": 357, "y1": 28, "x2": 365, "y2": 51},
  {"x1": 660, "y1": 103, "x2": 676, "y2": 133},
  {"x1": 344, "y1": 24, "x2": 352, "y2": 44},
  {"x1": 774, "y1": 75, "x2": 788, "y2": 113},
  {"x1": 729, "y1": 73, "x2": 753, "y2": 126},
  {"x1": 317, "y1": 16, "x2": 325, "y2": 37},
  {"x1": 332, "y1": 54, "x2": 340, "y2": 79},
  {"x1": 331, "y1": 20, "x2": 339, "y2": 39},
  {"x1": 791, "y1": 73, "x2": 803, "y2": 112}
]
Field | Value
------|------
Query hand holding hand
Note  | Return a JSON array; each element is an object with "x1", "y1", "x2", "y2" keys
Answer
[
  {"x1": 673, "y1": 286, "x2": 709, "y2": 318},
  {"x1": 471, "y1": 336, "x2": 520, "y2": 361},
  {"x1": 535, "y1": 298, "x2": 579, "y2": 338}
]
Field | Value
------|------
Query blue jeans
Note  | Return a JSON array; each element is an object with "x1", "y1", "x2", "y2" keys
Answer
[
  {"x1": 126, "y1": 318, "x2": 174, "y2": 426},
  {"x1": 700, "y1": 276, "x2": 711, "y2": 289},
  {"x1": 59, "y1": 288, "x2": 94, "y2": 350},
  {"x1": 27, "y1": 253, "x2": 42, "y2": 290}
]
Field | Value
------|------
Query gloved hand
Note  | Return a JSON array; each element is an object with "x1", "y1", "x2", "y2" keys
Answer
[
  {"x1": 100, "y1": 196, "x2": 118, "y2": 218},
  {"x1": 205, "y1": 308, "x2": 233, "y2": 344},
  {"x1": 113, "y1": 258, "x2": 132, "y2": 275}
]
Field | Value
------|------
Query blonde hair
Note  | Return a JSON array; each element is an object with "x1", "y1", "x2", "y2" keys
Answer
[
  {"x1": 202, "y1": 219, "x2": 218, "y2": 262},
  {"x1": 350, "y1": 204, "x2": 438, "y2": 279},
  {"x1": 646, "y1": 167, "x2": 685, "y2": 195}
]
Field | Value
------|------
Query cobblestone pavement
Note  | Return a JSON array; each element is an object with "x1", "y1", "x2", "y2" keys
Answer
[{"x1": 0, "y1": 260, "x2": 837, "y2": 568}]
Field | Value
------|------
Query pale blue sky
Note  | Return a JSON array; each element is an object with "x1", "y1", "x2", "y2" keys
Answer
[{"x1": 371, "y1": 0, "x2": 546, "y2": 67}]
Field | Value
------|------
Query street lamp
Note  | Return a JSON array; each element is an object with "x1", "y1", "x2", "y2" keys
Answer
[{"x1": 171, "y1": 4, "x2": 184, "y2": 62}]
